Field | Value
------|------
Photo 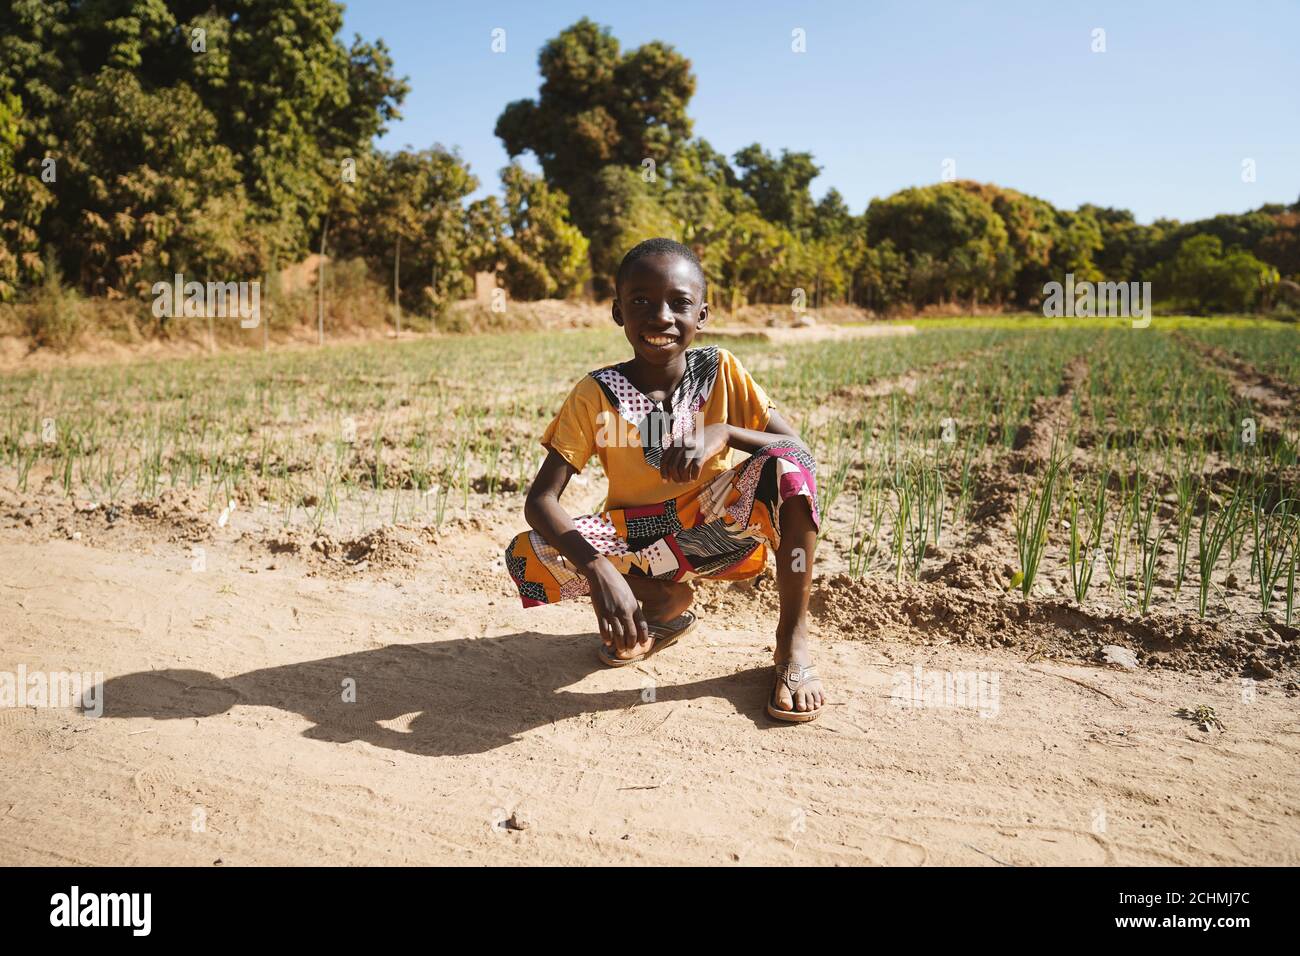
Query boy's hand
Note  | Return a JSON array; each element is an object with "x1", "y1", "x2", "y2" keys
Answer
[
  {"x1": 586, "y1": 561, "x2": 649, "y2": 654},
  {"x1": 660, "y1": 423, "x2": 730, "y2": 484}
]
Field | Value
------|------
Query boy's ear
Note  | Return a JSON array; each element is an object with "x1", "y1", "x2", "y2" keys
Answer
[
  {"x1": 697, "y1": 302, "x2": 709, "y2": 327},
  {"x1": 612, "y1": 298, "x2": 624, "y2": 327}
]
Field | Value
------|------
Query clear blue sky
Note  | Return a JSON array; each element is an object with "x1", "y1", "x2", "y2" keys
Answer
[{"x1": 341, "y1": 0, "x2": 1300, "y2": 224}]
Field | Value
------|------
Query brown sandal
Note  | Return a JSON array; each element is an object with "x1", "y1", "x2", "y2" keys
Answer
[
  {"x1": 597, "y1": 611, "x2": 698, "y2": 667},
  {"x1": 767, "y1": 661, "x2": 824, "y2": 722}
]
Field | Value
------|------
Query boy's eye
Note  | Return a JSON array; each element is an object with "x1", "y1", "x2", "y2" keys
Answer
[
  {"x1": 632, "y1": 296, "x2": 649, "y2": 306},
  {"x1": 673, "y1": 298, "x2": 692, "y2": 310}
]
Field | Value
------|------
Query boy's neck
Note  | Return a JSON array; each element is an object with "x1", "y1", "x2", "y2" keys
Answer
[{"x1": 624, "y1": 353, "x2": 688, "y2": 402}]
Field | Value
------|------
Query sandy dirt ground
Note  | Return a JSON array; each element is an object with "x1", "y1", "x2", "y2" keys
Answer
[
  {"x1": 2, "y1": 504, "x2": 1297, "y2": 866},
  {"x1": 2, "y1": 323, "x2": 1298, "y2": 866}
]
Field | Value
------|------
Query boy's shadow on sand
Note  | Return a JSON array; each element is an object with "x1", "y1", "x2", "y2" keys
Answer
[{"x1": 97, "y1": 632, "x2": 776, "y2": 758}]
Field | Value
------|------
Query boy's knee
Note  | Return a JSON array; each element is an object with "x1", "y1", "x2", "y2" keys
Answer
[
  {"x1": 752, "y1": 442, "x2": 820, "y2": 534},
  {"x1": 754, "y1": 438, "x2": 817, "y2": 473},
  {"x1": 798, "y1": 448, "x2": 819, "y2": 477}
]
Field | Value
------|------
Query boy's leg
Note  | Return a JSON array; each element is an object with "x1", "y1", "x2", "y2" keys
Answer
[
  {"x1": 773, "y1": 495, "x2": 824, "y2": 713},
  {"x1": 604, "y1": 576, "x2": 694, "y2": 660}
]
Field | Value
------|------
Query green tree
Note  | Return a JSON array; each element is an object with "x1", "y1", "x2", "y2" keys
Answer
[
  {"x1": 0, "y1": 0, "x2": 408, "y2": 292},
  {"x1": 1153, "y1": 234, "x2": 1274, "y2": 313},
  {"x1": 854, "y1": 239, "x2": 910, "y2": 312},
  {"x1": 956, "y1": 182, "x2": 1058, "y2": 304},
  {"x1": 1156, "y1": 210, "x2": 1278, "y2": 266},
  {"x1": 811, "y1": 188, "x2": 853, "y2": 240},
  {"x1": 1257, "y1": 210, "x2": 1300, "y2": 280},
  {"x1": 661, "y1": 138, "x2": 755, "y2": 307},
  {"x1": 61, "y1": 69, "x2": 254, "y2": 296},
  {"x1": 494, "y1": 165, "x2": 590, "y2": 300},
  {"x1": 866, "y1": 183, "x2": 1013, "y2": 305},
  {"x1": 584, "y1": 166, "x2": 679, "y2": 297},
  {"x1": 0, "y1": 84, "x2": 29, "y2": 299},
  {"x1": 715, "y1": 212, "x2": 788, "y2": 312},
  {"x1": 1077, "y1": 204, "x2": 1166, "y2": 284},
  {"x1": 1048, "y1": 208, "x2": 1104, "y2": 285},
  {"x1": 332, "y1": 147, "x2": 479, "y2": 315},
  {"x1": 733, "y1": 144, "x2": 821, "y2": 236},
  {"x1": 494, "y1": 18, "x2": 695, "y2": 237}
]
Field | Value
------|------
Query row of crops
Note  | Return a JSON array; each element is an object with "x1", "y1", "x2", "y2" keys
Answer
[
  {"x1": 768, "y1": 323, "x2": 1300, "y2": 623},
  {"x1": 0, "y1": 325, "x2": 1005, "y2": 533},
  {"x1": 3, "y1": 319, "x2": 1298, "y2": 622}
]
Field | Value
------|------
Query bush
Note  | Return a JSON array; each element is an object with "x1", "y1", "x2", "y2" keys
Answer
[{"x1": 24, "y1": 253, "x2": 83, "y2": 350}]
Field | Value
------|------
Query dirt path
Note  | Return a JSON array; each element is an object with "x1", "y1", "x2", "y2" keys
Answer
[
  {"x1": 1176, "y1": 333, "x2": 1300, "y2": 435},
  {"x1": 2, "y1": 520, "x2": 1297, "y2": 866},
  {"x1": 805, "y1": 343, "x2": 1011, "y2": 432}
]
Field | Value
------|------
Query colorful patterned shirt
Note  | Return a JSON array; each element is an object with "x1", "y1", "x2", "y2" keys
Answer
[{"x1": 541, "y1": 346, "x2": 775, "y2": 509}]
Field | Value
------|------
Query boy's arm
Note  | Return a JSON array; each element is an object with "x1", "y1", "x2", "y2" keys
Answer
[
  {"x1": 659, "y1": 409, "x2": 807, "y2": 482},
  {"x1": 523, "y1": 450, "x2": 648, "y2": 651},
  {"x1": 722, "y1": 408, "x2": 806, "y2": 454},
  {"x1": 523, "y1": 450, "x2": 605, "y2": 573}
]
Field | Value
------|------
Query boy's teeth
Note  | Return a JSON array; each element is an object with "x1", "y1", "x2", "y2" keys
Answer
[{"x1": 645, "y1": 335, "x2": 675, "y2": 345}]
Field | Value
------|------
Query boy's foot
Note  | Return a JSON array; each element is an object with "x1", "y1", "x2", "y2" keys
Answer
[
  {"x1": 606, "y1": 578, "x2": 694, "y2": 662},
  {"x1": 768, "y1": 647, "x2": 825, "y2": 722},
  {"x1": 598, "y1": 610, "x2": 698, "y2": 667}
]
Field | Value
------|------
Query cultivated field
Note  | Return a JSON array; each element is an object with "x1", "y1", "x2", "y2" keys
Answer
[{"x1": 2, "y1": 318, "x2": 1298, "y2": 865}]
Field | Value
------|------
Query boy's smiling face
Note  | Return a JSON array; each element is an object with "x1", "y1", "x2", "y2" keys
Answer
[{"x1": 613, "y1": 253, "x2": 708, "y2": 367}]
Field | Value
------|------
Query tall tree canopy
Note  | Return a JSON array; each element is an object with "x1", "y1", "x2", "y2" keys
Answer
[
  {"x1": 732, "y1": 144, "x2": 821, "y2": 236},
  {"x1": 494, "y1": 17, "x2": 695, "y2": 236},
  {"x1": 865, "y1": 184, "x2": 1013, "y2": 305},
  {"x1": 0, "y1": 0, "x2": 409, "y2": 295}
]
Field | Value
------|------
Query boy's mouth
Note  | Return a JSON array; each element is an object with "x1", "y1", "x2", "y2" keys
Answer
[{"x1": 640, "y1": 332, "x2": 679, "y2": 349}]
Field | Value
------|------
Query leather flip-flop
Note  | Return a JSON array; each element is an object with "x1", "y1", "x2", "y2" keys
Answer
[
  {"x1": 767, "y1": 661, "x2": 823, "y2": 722},
  {"x1": 597, "y1": 610, "x2": 697, "y2": 668}
]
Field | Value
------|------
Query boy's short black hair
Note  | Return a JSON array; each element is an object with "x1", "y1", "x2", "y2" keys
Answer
[{"x1": 615, "y1": 237, "x2": 708, "y2": 298}]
